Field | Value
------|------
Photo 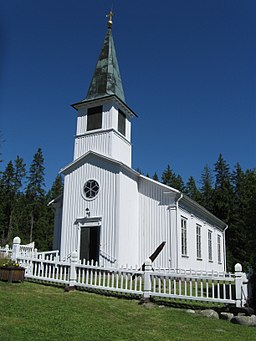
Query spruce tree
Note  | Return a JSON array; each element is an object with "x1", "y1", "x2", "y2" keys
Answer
[
  {"x1": 26, "y1": 148, "x2": 45, "y2": 199},
  {"x1": 6, "y1": 156, "x2": 26, "y2": 241},
  {"x1": 199, "y1": 164, "x2": 214, "y2": 213},
  {"x1": 161, "y1": 164, "x2": 185, "y2": 191},
  {"x1": 48, "y1": 174, "x2": 63, "y2": 201},
  {"x1": 13, "y1": 156, "x2": 26, "y2": 193},
  {"x1": 243, "y1": 169, "x2": 256, "y2": 265},
  {"x1": 228, "y1": 163, "x2": 248, "y2": 267},
  {"x1": 185, "y1": 176, "x2": 200, "y2": 202},
  {"x1": 152, "y1": 172, "x2": 159, "y2": 181},
  {"x1": 213, "y1": 154, "x2": 233, "y2": 223},
  {"x1": 26, "y1": 148, "x2": 46, "y2": 244},
  {"x1": 0, "y1": 161, "x2": 15, "y2": 242}
]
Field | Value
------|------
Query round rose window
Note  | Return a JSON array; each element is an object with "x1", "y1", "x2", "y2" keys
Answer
[{"x1": 83, "y1": 180, "x2": 100, "y2": 199}]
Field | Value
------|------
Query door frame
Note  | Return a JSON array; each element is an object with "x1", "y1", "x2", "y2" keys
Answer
[{"x1": 75, "y1": 216, "x2": 102, "y2": 262}]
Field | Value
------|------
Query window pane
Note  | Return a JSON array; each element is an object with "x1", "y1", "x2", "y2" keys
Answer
[
  {"x1": 181, "y1": 218, "x2": 187, "y2": 256},
  {"x1": 196, "y1": 225, "x2": 201, "y2": 259},
  {"x1": 208, "y1": 231, "x2": 212, "y2": 261},
  {"x1": 87, "y1": 106, "x2": 102, "y2": 131},
  {"x1": 118, "y1": 110, "x2": 126, "y2": 136},
  {"x1": 217, "y1": 235, "x2": 221, "y2": 263}
]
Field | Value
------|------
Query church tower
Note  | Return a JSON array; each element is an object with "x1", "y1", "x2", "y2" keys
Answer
[{"x1": 72, "y1": 12, "x2": 137, "y2": 167}]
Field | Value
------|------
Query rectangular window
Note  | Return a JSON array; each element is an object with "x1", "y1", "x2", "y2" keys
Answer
[
  {"x1": 118, "y1": 110, "x2": 126, "y2": 136},
  {"x1": 217, "y1": 235, "x2": 221, "y2": 263},
  {"x1": 87, "y1": 106, "x2": 102, "y2": 131},
  {"x1": 208, "y1": 230, "x2": 213, "y2": 262},
  {"x1": 181, "y1": 218, "x2": 187, "y2": 256},
  {"x1": 196, "y1": 224, "x2": 202, "y2": 259}
]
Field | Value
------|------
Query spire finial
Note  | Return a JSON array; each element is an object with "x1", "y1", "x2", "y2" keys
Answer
[{"x1": 107, "y1": 10, "x2": 114, "y2": 28}]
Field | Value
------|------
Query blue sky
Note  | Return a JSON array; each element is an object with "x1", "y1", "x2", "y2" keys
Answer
[{"x1": 1, "y1": 0, "x2": 255, "y2": 190}]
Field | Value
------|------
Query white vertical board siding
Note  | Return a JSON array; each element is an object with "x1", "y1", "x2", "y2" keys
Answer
[
  {"x1": 177, "y1": 207, "x2": 225, "y2": 272},
  {"x1": 74, "y1": 131, "x2": 131, "y2": 166},
  {"x1": 112, "y1": 103, "x2": 132, "y2": 142},
  {"x1": 112, "y1": 132, "x2": 131, "y2": 167},
  {"x1": 74, "y1": 131, "x2": 112, "y2": 159},
  {"x1": 74, "y1": 102, "x2": 132, "y2": 165},
  {"x1": 60, "y1": 155, "x2": 119, "y2": 263},
  {"x1": 139, "y1": 178, "x2": 171, "y2": 269},
  {"x1": 75, "y1": 103, "x2": 111, "y2": 136},
  {"x1": 118, "y1": 171, "x2": 139, "y2": 266}
]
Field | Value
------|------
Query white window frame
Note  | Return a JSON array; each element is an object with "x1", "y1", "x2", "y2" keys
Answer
[
  {"x1": 118, "y1": 109, "x2": 126, "y2": 136},
  {"x1": 196, "y1": 224, "x2": 202, "y2": 259},
  {"x1": 181, "y1": 217, "x2": 188, "y2": 257},
  {"x1": 208, "y1": 230, "x2": 213, "y2": 262},
  {"x1": 217, "y1": 234, "x2": 222, "y2": 264}
]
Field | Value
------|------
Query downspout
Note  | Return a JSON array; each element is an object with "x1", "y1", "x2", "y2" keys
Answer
[
  {"x1": 176, "y1": 193, "x2": 183, "y2": 269},
  {"x1": 223, "y1": 225, "x2": 228, "y2": 272}
]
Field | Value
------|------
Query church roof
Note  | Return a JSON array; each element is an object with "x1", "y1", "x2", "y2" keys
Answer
[
  {"x1": 84, "y1": 15, "x2": 125, "y2": 103},
  {"x1": 60, "y1": 151, "x2": 227, "y2": 230}
]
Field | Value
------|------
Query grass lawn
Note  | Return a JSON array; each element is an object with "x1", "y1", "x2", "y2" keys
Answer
[{"x1": 0, "y1": 281, "x2": 255, "y2": 341}]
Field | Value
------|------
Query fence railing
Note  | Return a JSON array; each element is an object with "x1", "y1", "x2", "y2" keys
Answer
[
  {"x1": 17, "y1": 253, "x2": 247, "y2": 307},
  {"x1": 0, "y1": 245, "x2": 12, "y2": 258},
  {"x1": 150, "y1": 268, "x2": 235, "y2": 305},
  {"x1": 3, "y1": 237, "x2": 249, "y2": 307}
]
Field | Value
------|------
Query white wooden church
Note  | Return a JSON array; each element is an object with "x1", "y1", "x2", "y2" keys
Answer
[{"x1": 51, "y1": 14, "x2": 227, "y2": 271}]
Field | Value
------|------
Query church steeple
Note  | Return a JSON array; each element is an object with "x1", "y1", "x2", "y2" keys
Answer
[
  {"x1": 85, "y1": 12, "x2": 125, "y2": 103},
  {"x1": 72, "y1": 12, "x2": 136, "y2": 167}
]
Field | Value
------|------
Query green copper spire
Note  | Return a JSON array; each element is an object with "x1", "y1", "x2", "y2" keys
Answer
[{"x1": 85, "y1": 12, "x2": 125, "y2": 103}]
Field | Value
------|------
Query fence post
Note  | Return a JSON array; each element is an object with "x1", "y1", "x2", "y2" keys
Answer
[
  {"x1": 5, "y1": 244, "x2": 9, "y2": 257},
  {"x1": 235, "y1": 263, "x2": 243, "y2": 307},
  {"x1": 143, "y1": 258, "x2": 152, "y2": 303},
  {"x1": 69, "y1": 251, "x2": 78, "y2": 288},
  {"x1": 11, "y1": 236, "x2": 21, "y2": 262}
]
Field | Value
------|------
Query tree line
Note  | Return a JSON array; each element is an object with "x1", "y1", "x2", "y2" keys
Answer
[
  {"x1": 0, "y1": 148, "x2": 63, "y2": 251},
  {"x1": 142, "y1": 153, "x2": 256, "y2": 271},
  {"x1": 0, "y1": 148, "x2": 255, "y2": 271}
]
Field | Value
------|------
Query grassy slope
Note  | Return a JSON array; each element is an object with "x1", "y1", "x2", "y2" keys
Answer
[{"x1": 0, "y1": 281, "x2": 255, "y2": 341}]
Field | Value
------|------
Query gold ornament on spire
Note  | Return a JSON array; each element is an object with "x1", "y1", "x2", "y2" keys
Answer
[{"x1": 107, "y1": 11, "x2": 114, "y2": 28}]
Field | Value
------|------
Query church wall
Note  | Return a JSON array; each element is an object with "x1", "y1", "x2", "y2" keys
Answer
[
  {"x1": 112, "y1": 132, "x2": 131, "y2": 166},
  {"x1": 177, "y1": 206, "x2": 225, "y2": 272},
  {"x1": 60, "y1": 156, "x2": 119, "y2": 263},
  {"x1": 74, "y1": 102, "x2": 132, "y2": 166},
  {"x1": 117, "y1": 171, "x2": 139, "y2": 266},
  {"x1": 74, "y1": 131, "x2": 112, "y2": 159},
  {"x1": 138, "y1": 178, "x2": 172, "y2": 269}
]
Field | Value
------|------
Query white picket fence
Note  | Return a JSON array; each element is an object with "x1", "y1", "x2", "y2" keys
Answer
[
  {"x1": 0, "y1": 244, "x2": 12, "y2": 258},
  {"x1": 1, "y1": 237, "x2": 249, "y2": 307}
]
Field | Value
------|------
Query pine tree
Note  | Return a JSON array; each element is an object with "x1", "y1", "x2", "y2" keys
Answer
[
  {"x1": 199, "y1": 164, "x2": 214, "y2": 213},
  {"x1": 228, "y1": 163, "x2": 248, "y2": 267},
  {"x1": 243, "y1": 169, "x2": 256, "y2": 265},
  {"x1": 48, "y1": 175, "x2": 63, "y2": 201},
  {"x1": 6, "y1": 156, "x2": 26, "y2": 241},
  {"x1": 13, "y1": 156, "x2": 26, "y2": 193},
  {"x1": 161, "y1": 164, "x2": 185, "y2": 191},
  {"x1": 0, "y1": 161, "x2": 15, "y2": 242},
  {"x1": 185, "y1": 176, "x2": 200, "y2": 202},
  {"x1": 0, "y1": 132, "x2": 4, "y2": 166},
  {"x1": 26, "y1": 148, "x2": 45, "y2": 199},
  {"x1": 213, "y1": 154, "x2": 233, "y2": 223},
  {"x1": 152, "y1": 172, "x2": 159, "y2": 181},
  {"x1": 26, "y1": 148, "x2": 46, "y2": 244},
  {"x1": 162, "y1": 165, "x2": 173, "y2": 186}
]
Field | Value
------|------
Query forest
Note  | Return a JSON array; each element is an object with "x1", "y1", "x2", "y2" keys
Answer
[{"x1": 0, "y1": 147, "x2": 255, "y2": 272}]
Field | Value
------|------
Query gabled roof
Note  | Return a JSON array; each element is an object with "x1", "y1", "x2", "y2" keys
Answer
[
  {"x1": 84, "y1": 25, "x2": 125, "y2": 103},
  {"x1": 60, "y1": 151, "x2": 227, "y2": 230},
  {"x1": 60, "y1": 150, "x2": 139, "y2": 176}
]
